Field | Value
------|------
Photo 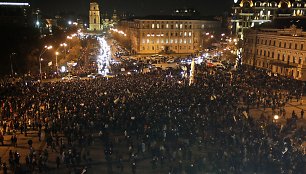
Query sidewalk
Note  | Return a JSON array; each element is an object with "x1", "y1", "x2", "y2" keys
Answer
[
  {"x1": 0, "y1": 129, "x2": 46, "y2": 173},
  {"x1": 248, "y1": 96, "x2": 306, "y2": 154},
  {"x1": 249, "y1": 96, "x2": 306, "y2": 125}
]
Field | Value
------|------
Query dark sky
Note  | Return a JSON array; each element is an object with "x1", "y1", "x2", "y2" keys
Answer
[{"x1": 27, "y1": 0, "x2": 233, "y2": 16}]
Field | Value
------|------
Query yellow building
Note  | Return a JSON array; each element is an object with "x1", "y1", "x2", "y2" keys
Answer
[
  {"x1": 242, "y1": 17, "x2": 306, "y2": 80},
  {"x1": 232, "y1": 0, "x2": 306, "y2": 39},
  {"x1": 89, "y1": 0, "x2": 101, "y2": 31},
  {"x1": 118, "y1": 16, "x2": 221, "y2": 54}
]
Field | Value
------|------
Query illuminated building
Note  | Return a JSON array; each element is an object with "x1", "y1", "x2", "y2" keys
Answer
[
  {"x1": 0, "y1": 1, "x2": 32, "y2": 26},
  {"x1": 89, "y1": 0, "x2": 101, "y2": 31},
  {"x1": 232, "y1": 0, "x2": 306, "y2": 39},
  {"x1": 118, "y1": 16, "x2": 221, "y2": 54},
  {"x1": 242, "y1": 17, "x2": 306, "y2": 80}
]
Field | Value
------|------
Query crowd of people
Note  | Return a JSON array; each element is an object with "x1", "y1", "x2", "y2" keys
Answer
[{"x1": 0, "y1": 65, "x2": 305, "y2": 173}]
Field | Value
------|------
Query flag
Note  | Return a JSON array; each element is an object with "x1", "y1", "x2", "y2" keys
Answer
[
  {"x1": 242, "y1": 111, "x2": 248, "y2": 119},
  {"x1": 122, "y1": 96, "x2": 126, "y2": 103},
  {"x1": 48, "y1": 61, "x2": 52, "y2": 66},
  {"x1": 114, "y1": 97, "x2": 120, "y2": 104}
]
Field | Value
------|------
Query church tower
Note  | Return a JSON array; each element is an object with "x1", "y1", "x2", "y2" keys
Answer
[{"x1": 89, "y1": 0, "x2": 101, "y2": 31}]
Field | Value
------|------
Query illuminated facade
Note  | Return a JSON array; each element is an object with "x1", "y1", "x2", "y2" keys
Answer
[
  {"x1": 242, "y1": 17, "x2": 306, "y2": 80},
  {"x1": 119, "y1": 16, "x2": 221, "y2": 54},
  {"x1": 232, "y1": 0, "x2": 306, "y2": 39},
  {"x1": 89, "y1": 0, "x2": 101, "y2": 31}
]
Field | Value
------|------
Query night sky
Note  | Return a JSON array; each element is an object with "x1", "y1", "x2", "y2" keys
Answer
[{"x1": 27, "y1": 0, "x2": 233, "y2": 16}]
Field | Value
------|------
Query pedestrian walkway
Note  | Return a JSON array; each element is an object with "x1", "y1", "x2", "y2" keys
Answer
[
  {"x1": 249, "y1": 96, "x2": 306, "y2": 126},
  {"x1": 0, "y1": 129, "x2": 46, "y2": 173},
  {"x1": 248, "y1": 96, "x2": 306, "y2": 155}
]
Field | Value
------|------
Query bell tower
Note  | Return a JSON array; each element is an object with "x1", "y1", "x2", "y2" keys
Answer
[{"x1": 89, "y1": 0, "x2": 101, "y2": 31}]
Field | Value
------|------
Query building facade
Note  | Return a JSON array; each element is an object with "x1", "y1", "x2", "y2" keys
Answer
[
  {"x1": 242, "y1": 17, "x2": 306, "y2": 80},
  {"x1": 118, "y1": 16, "x2": 221, "y2": 54},
  {"x1": 232, "y1": 0, "x2": 306, "y2": 39},
  {"x1": 89, "y1": 0, "x2": 101, "y2": 31},
  {"x1": 0, "y1": 2, "x2": 32, "y2": 26}
]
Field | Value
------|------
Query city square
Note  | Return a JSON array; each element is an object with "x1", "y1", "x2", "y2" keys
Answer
[{"x1": 0, "y1": 0, "x2": 306, "y2": 174}]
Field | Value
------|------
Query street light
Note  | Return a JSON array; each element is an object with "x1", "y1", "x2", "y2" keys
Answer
[
  {"x1": 39, "y1": 45, "x2": 52, "y2": 81},
  {"x1": 60, "y1": 43, "x2": 67, "y2": 59},
  {"x1": 55, "y1": 51, "x2": 59, "y2": 74},
  {"x1": 10, "y1": 52, "x2": 16, "y2": 76},
  {"x1": 273, "y1": 114, "x2": 279, "y2": 123}
]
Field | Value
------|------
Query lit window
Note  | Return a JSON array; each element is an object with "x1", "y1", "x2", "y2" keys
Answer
[
  {"x1": 152, "y1": 24, "x2": 155, "y2": 29},
  {"x1": 166, "y1": 24, "x2": 169, "y2": 28},
  {"x1": 184, "y1": 32, "x2": 187, "y2": 36},
  {"x1": 189, "y1": 32, "x2": 192, "y2": 37},
  {"x1": 147, "y1": 39, "x2": 150, "y2": 44},
  {"x1": 175, "y1": 39, "x2": 178, "y2": 43},
  {"x1": 142, "y1": 39, "x2": 145, "y2": 44},
  {"x1": 175, "y1": 24, "x2": 178, "y2": 28},
  {"x1": 184, "y1": 39, "x2": 187, "y2": 44},
  {"x1": 180, "y1": 24, "x2": 183, "y2": 29}
]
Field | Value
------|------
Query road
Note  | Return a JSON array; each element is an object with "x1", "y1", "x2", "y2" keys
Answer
[{"x1": 96, "y1": 37, "x2": 112, "y2": 75}]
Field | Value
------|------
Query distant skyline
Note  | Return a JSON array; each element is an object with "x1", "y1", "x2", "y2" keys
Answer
[{"x1": 27, "y1": 0, "x2": 233, "y2": 17}]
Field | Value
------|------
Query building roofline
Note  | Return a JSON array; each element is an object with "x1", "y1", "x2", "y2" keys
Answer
[{"x1": 124, "y1": 15, "x2": 219, "y2": 21}]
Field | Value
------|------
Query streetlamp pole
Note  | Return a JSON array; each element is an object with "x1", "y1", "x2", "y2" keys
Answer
[
  {"x1": 55, "y1": 51, "x2": 59, "y2": 74},
  {"x1": 39, "y1": 45, "x2": 52, "y2": 81},
  {"x1": 10, "y1": 53, "x2": 16, "y2": 76}
]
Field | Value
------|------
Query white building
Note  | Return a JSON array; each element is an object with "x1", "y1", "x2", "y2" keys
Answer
[{"x1": 242, "y1": 17, "x2": 306, "y2": 80}]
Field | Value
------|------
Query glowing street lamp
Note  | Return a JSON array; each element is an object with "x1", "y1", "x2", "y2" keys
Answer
[
  {"x1": 39, "y1": 45, "x2": 52, "y2": 81},
  {"x1": 55, "y1": 51, "x2": 59, "y2": 74},
  {"x1": 60, "y1": 43, "x2": 67, "y2": 58},
  {"x1": 273, "y1": 114, "x2": 279, "y2": 123}
]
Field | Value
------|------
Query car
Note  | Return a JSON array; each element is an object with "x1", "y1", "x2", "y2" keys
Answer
[
  {"x1": 62, "y1": 75, "x2": 80, "y2": 80},
  {"x1": 87, "y1": 73, "x2": 97, "y2": 78},
  {"x1": 62, "y1": 75, "x2": 73, "y2": 80},
  {"x1": 71, "y1": 76, "x2": 80, "y2": 80},
  {"x1": 214, "y1": 63, "x2": 226, "y2": 69},
  {"x1": 167, "y1": 59, "x2": 175, "y2": 63},
  {"x1": 206, "y1": 62, "x2": 215, "y2": 67}
]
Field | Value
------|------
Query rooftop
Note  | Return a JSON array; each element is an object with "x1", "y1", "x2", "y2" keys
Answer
[
  {"x1": 259, "y1": 16, "x2": 306, "y2": 31},
  {"x1": 125, "y1": 15, "x2": 219, "y2": 21}
]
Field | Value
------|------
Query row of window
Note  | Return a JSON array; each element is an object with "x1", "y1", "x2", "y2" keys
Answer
[
  {"x1": 256, "y1": 48, "x2": 304, "y2": 64},
  {"x1": 151, "y1": 23, "x2": 192, "y2": 29},
  {"x1": 142, "y1": 38, "x2": 193, "y2": 44},
  {"x1": 136, "y1": 23, "x2": 211, "y2": 30},
  {"x1": 142, "y1": 32, "x2": 192, "y2": 37},
  {"x1": 141, "y1": 45, "x2": 193, "y2": 51},
  {"x1": 256, "y1": 38, "x2": 304, "y2": 50}
]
